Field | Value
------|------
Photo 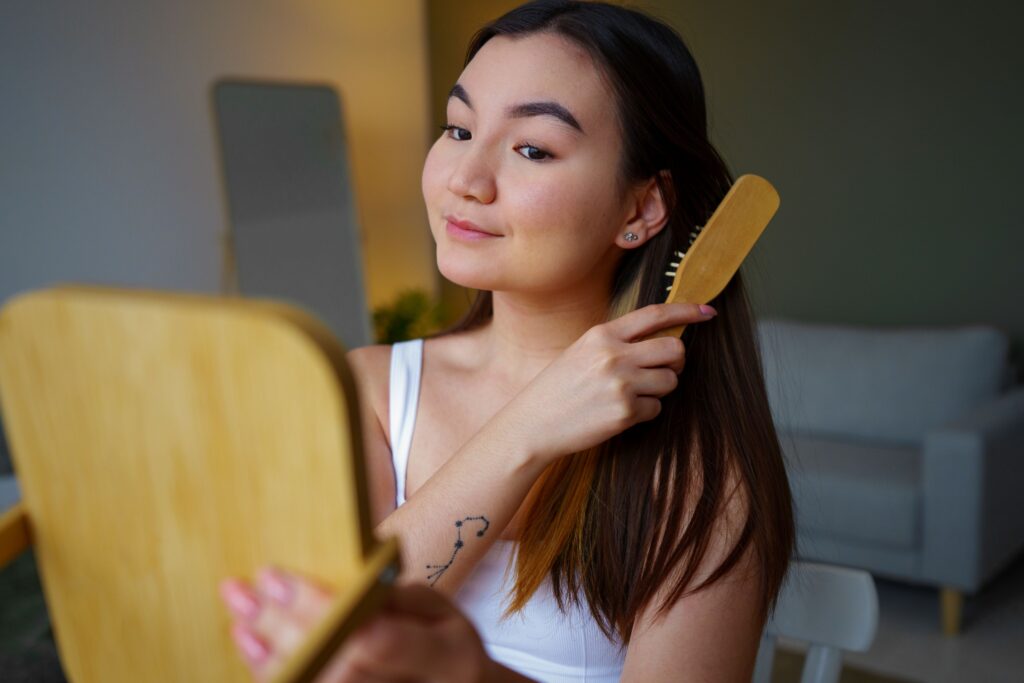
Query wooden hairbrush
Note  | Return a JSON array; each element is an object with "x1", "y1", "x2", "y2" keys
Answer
[{"x1": 645, "y1": 174, "x2": 780, "y2": 340}]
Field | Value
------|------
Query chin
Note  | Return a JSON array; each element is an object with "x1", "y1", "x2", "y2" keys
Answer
[{"x1": 436, "y1": 249, "x2": 502, "y2": 291}]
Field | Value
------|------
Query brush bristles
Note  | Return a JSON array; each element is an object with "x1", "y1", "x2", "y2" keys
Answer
[{"x1": 664, "y1": 227, "x2": 703, "y2": 292}]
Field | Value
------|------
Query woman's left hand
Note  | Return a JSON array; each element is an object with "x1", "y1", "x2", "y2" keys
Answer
[{"x1": 219, "y1": 567, "x2": 495, "y2": 683}]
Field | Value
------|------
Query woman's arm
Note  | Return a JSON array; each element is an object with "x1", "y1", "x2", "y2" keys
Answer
[
  {"x1": 372, "y1": 401, "x2": 547, "y2": 594},
  {"x1": 346, "y1": 344, "x2": 550, "y2": 595},
  {"x1": 346, "y1": 344, "x2": 552, "y2": 593},
  {"x1": 357, "y1": 303, "x2": 712, "y2": 596}
]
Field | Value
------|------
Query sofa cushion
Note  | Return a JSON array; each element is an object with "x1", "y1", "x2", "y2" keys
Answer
[
  {"x1": 781, "y1": 432, "x2": 921, "y2": 549},
  {"x1": 758, "y1": 318, "x2": 1009, "y2": 445}
]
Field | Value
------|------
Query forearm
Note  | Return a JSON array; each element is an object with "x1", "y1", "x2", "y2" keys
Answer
[{"x1": 374, "y1": 408, "x2": 548, "y2": 595}]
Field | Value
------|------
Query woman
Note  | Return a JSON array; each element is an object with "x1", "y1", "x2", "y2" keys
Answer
[{"x1": 221, "y1": 1, "x2": 795, "y2": 680}]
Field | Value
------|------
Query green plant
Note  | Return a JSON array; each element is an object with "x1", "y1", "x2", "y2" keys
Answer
[{"x1": 372, "y1": 288, "x2": 448, "y2": 343}]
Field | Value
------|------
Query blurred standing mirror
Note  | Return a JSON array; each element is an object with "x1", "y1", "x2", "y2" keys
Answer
[{"x1": 211, "y1": 79, "x2": 372, "y2": 350}]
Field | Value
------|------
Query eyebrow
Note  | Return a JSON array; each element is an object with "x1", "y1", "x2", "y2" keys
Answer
[{"x1": 447, "y1": 83, "x2": 585, "y2": 135}]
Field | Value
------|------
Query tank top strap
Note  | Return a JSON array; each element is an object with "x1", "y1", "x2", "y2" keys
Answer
[{"x1": 388, "y1": 338, "x2": 424, "y2": 507}]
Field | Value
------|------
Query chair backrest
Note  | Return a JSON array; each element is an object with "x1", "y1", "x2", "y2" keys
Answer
[
  {"x1": 752, "y1": 560, "x2": 878, "y2": 683},
  {"x1": 0, "y1": 284, "x2": 399, "y2": 682}
]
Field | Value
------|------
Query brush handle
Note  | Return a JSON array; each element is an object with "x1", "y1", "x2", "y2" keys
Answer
[{"x1": 645, "y1": 174, "x2": 779, "y2": 340}]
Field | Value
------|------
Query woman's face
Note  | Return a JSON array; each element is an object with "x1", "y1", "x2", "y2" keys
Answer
[{"x1": 421, "y1": 32, "x2": 633, "y2": 295}]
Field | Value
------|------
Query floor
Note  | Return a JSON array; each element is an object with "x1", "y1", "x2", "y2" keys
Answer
[{"x1": 779, "y1": 550, "x2": 1024, "y2": 683}]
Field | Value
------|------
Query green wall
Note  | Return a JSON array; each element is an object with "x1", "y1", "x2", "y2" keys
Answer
[{"x1": 427, "y1": 0, "x2": 1023, "y2": 379}]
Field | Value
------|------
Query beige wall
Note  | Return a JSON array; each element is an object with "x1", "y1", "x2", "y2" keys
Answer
[{"x1": 326, "y1": 2, "x2": 437, "y2": 310}]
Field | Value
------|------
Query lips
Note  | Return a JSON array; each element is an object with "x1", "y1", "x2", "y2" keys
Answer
[{"x1": 443, "y1": 215, "x2": 501, "y2": 236}]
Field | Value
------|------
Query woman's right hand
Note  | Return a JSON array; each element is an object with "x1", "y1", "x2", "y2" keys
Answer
[{"x1": 502, "y1": 302, "x2": 717, "y2": 464}]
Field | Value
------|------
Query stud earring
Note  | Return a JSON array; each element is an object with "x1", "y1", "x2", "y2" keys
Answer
[{"x1": 624, "y1": 232, "x2": 639, "y2": 242}]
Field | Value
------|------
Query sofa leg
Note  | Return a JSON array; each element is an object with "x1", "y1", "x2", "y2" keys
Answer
[{"x1": 940, "y1": 587, "x2": 963, "y2": 636}]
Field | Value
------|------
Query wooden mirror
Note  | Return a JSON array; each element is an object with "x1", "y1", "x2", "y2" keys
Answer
[{"x1": 0, "y1": 284, "x2": 400, "y2": 682}]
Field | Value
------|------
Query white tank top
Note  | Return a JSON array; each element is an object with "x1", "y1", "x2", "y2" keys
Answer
[{"x1": 388, "y1": 338, "x2": 627, "y2": 682}]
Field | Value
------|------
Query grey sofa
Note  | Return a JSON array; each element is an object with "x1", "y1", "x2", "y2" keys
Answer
[{"x1": 758, "y1": 317, "x2": 1024, "y2": 635}]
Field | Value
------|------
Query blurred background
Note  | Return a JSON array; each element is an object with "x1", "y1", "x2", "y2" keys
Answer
[
  {"x1": 1, "y1": 1, "x2": 1021, "y2": 682},
  {"x1": 1, "y1": 0, "x2": 1021, "y2": 359}
]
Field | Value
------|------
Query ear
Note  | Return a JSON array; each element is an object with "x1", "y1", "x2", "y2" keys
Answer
[{"x1": 616, "y1": 170, "x2": 672, "y2": 249}]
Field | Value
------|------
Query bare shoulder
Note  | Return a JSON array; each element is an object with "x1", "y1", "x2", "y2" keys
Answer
[
  {"x1": 345, "y1": 344, "x2": 393, "y2": 443},
  {"x1": 345, "y1": 343, "x2": 399, "y2": 525},
  {"x1": 346, "y1": 343, "x2": 392, "y2": 377},
  {"x1": 344, "y1": 335, "x2": 480, "y2": 442},
  {"x1": 345, "y1": 342, "x2": 392, "y2": 372}
]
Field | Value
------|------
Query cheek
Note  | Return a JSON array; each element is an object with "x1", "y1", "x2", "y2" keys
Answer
[
  {"x1": 510, "y1": 168, "x2": 621, "y2": 250},
  {"x1": 421, "y1": 141, "x2": 444, "y2": 208},
  {"x1": 422, "y1": 142, "x2": 451, "y2": 244},
  {"x1": 502, "y1": 184, "x2": 619, "y2": 289}
]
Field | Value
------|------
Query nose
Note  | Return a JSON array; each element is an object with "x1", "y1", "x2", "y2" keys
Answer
[{"x1": 446, "y1": 143, "x2": 496, "y2": 204}]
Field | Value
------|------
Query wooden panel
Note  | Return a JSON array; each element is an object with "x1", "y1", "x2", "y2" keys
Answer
[{"x1": 0, "y1": 284, "x2": 398, "y2": 682}]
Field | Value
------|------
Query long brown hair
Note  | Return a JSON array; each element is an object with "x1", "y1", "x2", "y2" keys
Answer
[{"x1": 427, "y1": 0, "x2": 795, "y2": 647}]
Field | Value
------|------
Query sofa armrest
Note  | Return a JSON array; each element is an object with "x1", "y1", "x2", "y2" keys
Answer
[{"x1": 921, "y1": 386, "x2": 1024, "y2": 591}]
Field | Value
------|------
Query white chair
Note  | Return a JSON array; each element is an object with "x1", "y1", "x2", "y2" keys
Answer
[{"x1": 752, "y1": 561, "x2": 879, "y2": 683}]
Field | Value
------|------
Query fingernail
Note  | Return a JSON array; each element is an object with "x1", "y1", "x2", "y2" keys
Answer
[
  {"x1": 233, "y1": 624, "x2": 270, "y2": 664},
  {"x1": 259, "y1": 567, "x2": 294, "y2": 606},
  {"x1": 221, "y1": 581, "x2": 261, "y2": 619},
  {"x1": 699, "y1": 304, "x2": 717, "y2": 317}
]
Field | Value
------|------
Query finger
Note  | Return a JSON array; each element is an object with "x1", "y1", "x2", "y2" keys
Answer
[
  {"x1": 239, "y1": 603, "x2": 335, "y2": 683},
  {"x1": 220, "y1": 578, "x2": 262, "y2": 621},
  {"x1": 607, "y1": 302, "x2": 715, "y2": 342},
  {"x1": 247, "y1": 592, "x2": 315, "y2": 659},
  {"x1": 632, "y1": 396, "x2": 663, "y2": 423},
  {"x1": 631, "y1": 335, "x2": 686, "y2": 373},
  {"x1": 316, "y1": 589, "x2": 482, "y2": 683},
  {"x1": 221, "y1": 570, "x2": 337, "y2": 683},
  {"x1": 230, "y1": 621, "x2": 278, "y2": 683},
  {"x1": 342, "y1": 614, "x2": 451, "y2": 680},
  {"x1": 255, "y1": 566, "x2": 334, "y2": 627},
  {"x1": 630, "y1": 367, "x2": 679, "y2": 397}
]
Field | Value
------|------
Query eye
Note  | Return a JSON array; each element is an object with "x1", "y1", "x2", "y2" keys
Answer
[
  {"x1": 439, "y1": 124, "x2": 470, "y2": 141},
  {"x1": 515, "y1": 142, "x2": 552, "y2": 162},
  {"x1": 440, "y1": 124, "x2": 552, "y2": 161}
]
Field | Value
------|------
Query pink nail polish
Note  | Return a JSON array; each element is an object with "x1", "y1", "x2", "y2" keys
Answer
[
  {"x1": 699, "y1": 304, "x2": 717, "y2": 317},
  {"x1": 224, "y1": 584, "x2": 260, "y2": 619},
  {"x1": 259, "y1": 568, "x2": 294, "y2": 605},
  {"x1": 234, "y1": 625, "x2": 270, "y2": 663}
]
